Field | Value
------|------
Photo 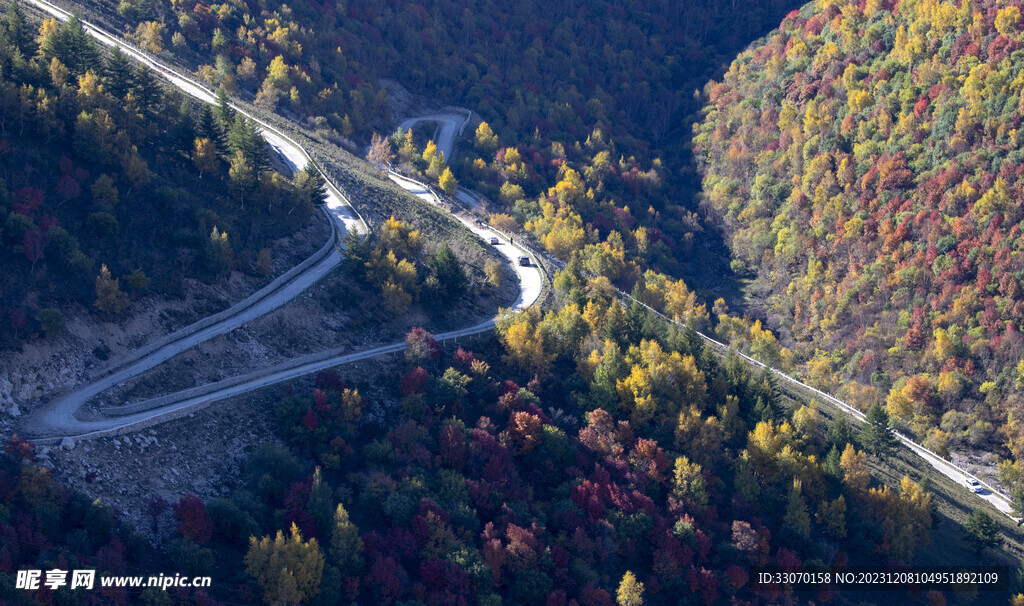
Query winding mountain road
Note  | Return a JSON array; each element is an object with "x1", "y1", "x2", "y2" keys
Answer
[
  {"x1": 19, "y1": 0, "x2": 1014, "y2": 522},
  {"x1": 19, "y1": 0, "x2": 541, "y2": 441},
  {"x1": 398, "y1": 110, "x2": 472, "y2": 162}
]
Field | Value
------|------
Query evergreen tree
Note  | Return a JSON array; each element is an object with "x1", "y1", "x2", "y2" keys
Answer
[
  {"x1": 3, "y1": 1, "x2": 34, "y2": 55},
  {"x1": 132, "y1": 64, "x2": 159, "y2": 113},
  {"x1": 964, "y1": 510, "x2": 1002, "y2": 554},
  {"x1": 626, "y1": 283, "x2": 648, "y2": 342},
  {"x1": 824, "y1": 445, "x2": 842, "y2": 480},
  {"x1": 104, "y1": 46, "x2": 134, "y2": 99},
  {"x1": 215, "y1": 85, "x2": 235, "y2": 126},
  {"x1": 752, "y1": 395, "x2": 776, "y2": 424},
  {"x1": 1012, "y1": 484, "x2": 1024, "y2": 519},
  {"x1": 826, "y1": 417, "x2": 854, "y2": 450},
  {"x1": 296, "y1": 159, "x2": 328, "y2": 206},
  {"x1": 61, "y1": 15, "x2": 100, "y2": 75},
  {"x1": 227, "y1": 114, "x2": 269, "y2": 173},
  {"x1": 426, "y1": 243, "x2": 466, "y2": 306},
  {"x1": 195, "y1": 104, "x2": 224, "y2": 149},
  {"x1": 862, "y1": 403, "x2": 898, "y2": 458},
  {"x1": 602, "y1": 303, "x2": 626, "y2": 345}
]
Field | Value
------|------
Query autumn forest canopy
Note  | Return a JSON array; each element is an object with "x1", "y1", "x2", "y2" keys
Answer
[
  {"x1": 4, "y1": 0, "x2": 1024, "y2": 603},
  {"x1": 695, "y1": 0, "x2": 1024, "y2": 499}
]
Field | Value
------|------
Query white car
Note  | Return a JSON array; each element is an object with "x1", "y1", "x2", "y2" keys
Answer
[
  {"x1": 490, "y1": 237, "x2": 499, "y2": 245},
  {"x1": 966, "y1": 479, "x2": 983, "y2": 493}
]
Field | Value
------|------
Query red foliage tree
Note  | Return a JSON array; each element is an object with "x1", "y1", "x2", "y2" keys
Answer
[
  {"x1": 400, "y1": 367, "x2": 429, "y2": 396},
  {"x1": 173, "y1": 494, "x2": 212, "y2": 544},
  {"x1": 438, "y1": 422, "x2": 467, "y2": 469},
  {"x1": 303, "y1": 408, "x2": 319, "y2": 432},
  {"x1": 452, "y1": 346, "x2": 474, "y2": 369}
]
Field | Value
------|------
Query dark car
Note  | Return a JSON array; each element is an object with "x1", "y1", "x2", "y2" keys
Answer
[{"x1": 518, "y1": 256, "x2": 530, "y2": 266}]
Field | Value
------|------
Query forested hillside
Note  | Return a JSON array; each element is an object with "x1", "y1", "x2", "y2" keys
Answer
[
  {"x1": 695, "y1": 0, "x2": 1024, "y2": 484},
  {"x1": 0, "y1": 4, "x2": 322, "y2": 346},
  {"x1": 5, "y1": 275, "x2": 976, "y2": 605},
  {"x1": 74, "y1": 0, "x2": 803, "y2": 289}
]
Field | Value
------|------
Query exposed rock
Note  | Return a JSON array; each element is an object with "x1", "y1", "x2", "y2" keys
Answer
[{"x1": 61, "y1": 437, "x2": 75, "y2": 451}]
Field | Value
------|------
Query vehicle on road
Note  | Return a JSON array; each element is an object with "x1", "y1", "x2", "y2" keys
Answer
[
  {"x1": 490, "y1": 237, "x2": 499, "y2": 245},
  {"x1": 967, "y1": 478, "x2": 983, "y2": 493},
  {"x1": 518, "y1": 256, "x2": 530, "y2": 266}
]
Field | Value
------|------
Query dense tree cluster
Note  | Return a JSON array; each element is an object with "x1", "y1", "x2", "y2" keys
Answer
[
  {"x1": 695, "y1": 0, "x2": 1024, "y2": 482},
  {"x1": 0, "y1": 5, "x2": 320, "y2": 346},
  {"x1": 2, "y1": 275, "x2": 1013, "y2": 604},
  {"x1": 343, "y1": 215, "x2": 467, "y2": 314},
  {"x1": 225, "y1": 269, "x2": 947, "y2": 604},
  {"x1": 86, "y1": 0, "x2": 809, "y2": 294},
  {"x1": 0, "y1": 437, "x2": 219, "y2": 604}
]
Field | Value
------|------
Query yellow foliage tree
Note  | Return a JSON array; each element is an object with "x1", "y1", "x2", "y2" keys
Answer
[
  {"x1": 245, "y1": 523, "x2": 324, "y2": 605},
  {"x1": 499, "y1": 309, "x2": 554, "y2": 376},
  {"x1": 94, "y1": 264, "x2": 129, "y2": 316},
  {"x1": 616, "y1": 570, "x2": 645, "y2": 606},
  {"x1": 474, "y1": 121, "x2": 498, "y2": 155},
  {"x1": 439, "y1": 166, "x2": 458, "y2": 195},
  {"x1": 839, "y1": 443, "x2": 869, "y2": 492}
]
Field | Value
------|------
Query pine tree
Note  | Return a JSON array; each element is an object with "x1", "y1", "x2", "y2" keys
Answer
[
  {"x1": 862, "y1": 403, "x2": 898, "y2": 458},
  {"x1": 964, "y1": 511, "x2": 1002, "y2": 554},
  {"x1": 824, "y1": 445, "x2": 842, "y2": 479},
  {"x1": 3, "y1": 1, "x2": 34, "y2": 55},
  {"x1": 61, "y1": 15, "x2": 100, "y2": 75},
  {"x1": 296, "y1": 160, "x2": 328, "y2": 206},
  {"x1": 132, "y1": 64, "x2": 159, "y2": 113},
  {"x1": 195, "y1": 104, "x2": 224, "y2": 149},
  {"x1": 227, "y1": 114, "x2": 269, "y2": 173},
  {"x1": 602, "y1": 303, "x2": 626, "y2": 344},
  {"x1": 427, "y1": 243, "x2": 466, "y2": 307},
  {"x1": 104, "y1": 46, "x2": 134, "y2": 99},
  {"x1": 826, "y1": 417, "x2": 853, "y2": 450},
  {"x1": 734, "y1": 451, "x2": 760, "y2": 502},
  {"x1": 215, "y1": 85, "x2": 235, "y2": 126}
]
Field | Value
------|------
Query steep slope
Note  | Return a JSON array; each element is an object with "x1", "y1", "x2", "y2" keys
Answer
[
  {"x1": 0, "y1": 5, "x2": 325, "y2": 348},
  {"x1": 695, "y1": 0, "x2": 1024, "y2": 479}
]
